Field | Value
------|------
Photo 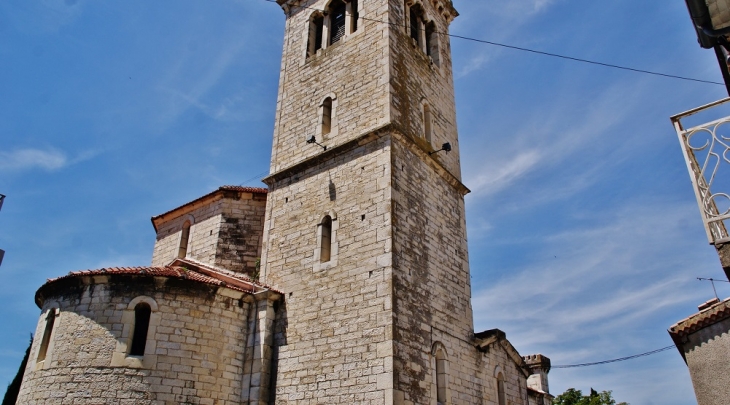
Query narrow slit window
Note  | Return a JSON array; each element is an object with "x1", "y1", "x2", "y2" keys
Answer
[
  {"x1": 308, "y1": 14, "x2": 324, "y2": 57},
  {"x1": 425, "y1": 21, "x2": 440, "y2": 65},
  {"x1": 435, "y1": 348, "x2": 447, "y2": 404},
  {"x1": 423, "y1": 103, "x2": 432, "y2": 143},
  {"x1": 178, "y1": 220, "x2": 191, "y2": 259},
  {"x1": 320, "y1": 216, "x2": 332, "y2": 263},
  {"x1": 497, "y1": 373, "x2": 506, "y2": 405},
  {"x1": 129, "y1": 303, "x2": 151, "y2": 356},
  {"x1": 409, "y1": 6, "x2": 420, "y2": 45},
  {"x1": 350, "y1": 0, "x2": 359, "y2": 33},
  {"x1": 329, "y1": 0, "x2": 347, "y2": 45},
  {"x1": 37, "y1": 309, "x2": 57, "y2": 362},
  {"x1": 322, "y1": 97, "x2": 333, "y2": 135}
]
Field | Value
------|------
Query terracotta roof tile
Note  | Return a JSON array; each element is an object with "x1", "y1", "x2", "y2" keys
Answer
[
  {"x1": 151, "y1": 185, "x2": 268, "y2": 227},
  {"x1": 669, "y1": 297, "x2": 730, "y2": 337},
  {"x1": 46, "y1": 265, "x2": 261, "y2": 294},
  {"x1": 219, "y1": 185, "x2": 268, "y2": 194}
]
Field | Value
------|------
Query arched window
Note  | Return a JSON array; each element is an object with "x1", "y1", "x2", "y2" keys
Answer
[
  {"x1": 178, "y1": 220, "x2": 191, "y2": 259},
  {"x1": 497, "y1": 372, "x2": 506, "y2": 405},
  {"x1": 425, "y1": 21, "x2": 440, "y2": 65},
  {"x1": 322, "y1": 97, "x2": 333, "y2": 135},
  {"x1": 435, "y1": 347, "x2": 447, "y2": 404},
  {"x1": 409, "y1": 5, "x2": 422, "y2": 46},
  {"x1": 129, "y1": 303, "x2": 151, "y2": 356},
  {"x1": 349, "y1": 0, "x2": 359, "y2": 33},
  {"x1": 307, "y1": 13, "x2": 324, "y2": 57},
  {"x1": 423, "y1": 103, "x2": 432, "y2": 143},
  {"x1": 320, "y1": 216, "x2": 332, "y2": 262},
  {"x1": 329, "y1": 0, "x2": 347, "y2": 45},
  {"x1": 37, "y1": 308, "x2": 57, "y2": 363}
]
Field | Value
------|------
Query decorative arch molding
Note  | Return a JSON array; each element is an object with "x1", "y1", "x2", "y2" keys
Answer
[
  {"x1": 127, "y1": 295, "x2": 159, "y2": 311},
  {"x1": 313, "y1": 210, "x2": 339, "y2": 272},
  {"x1": 111, "y1": 295, "x2": 160, "y2": 369},
  {"x1": 493, "y1": 364, "x2": 504, "y2": 378}
]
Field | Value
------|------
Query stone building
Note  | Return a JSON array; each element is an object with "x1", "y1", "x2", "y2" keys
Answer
[
  {"x1": 668, "y1": 297, "x2": 730, "y2": 405},
  {"x1": 16, "y1": 0, "x2": 552, "y2": 404}
]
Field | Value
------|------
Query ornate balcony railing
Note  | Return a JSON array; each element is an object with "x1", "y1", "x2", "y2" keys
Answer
[{"x1": 672, "y1": 97, "x2": 730, "y2": 245}]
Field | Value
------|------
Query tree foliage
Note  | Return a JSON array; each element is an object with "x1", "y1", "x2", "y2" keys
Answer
[
  {"x1": 553, "y1": 388, "x2": 629, "y2": 405},
  {"x1": 2, "y1": 335, "x2": 32, "y2": 405}
]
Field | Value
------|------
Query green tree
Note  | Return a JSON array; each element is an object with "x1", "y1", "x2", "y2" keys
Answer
[
  {"x1": 553, "y1": 388, "x2": 629, "y2": 405},
  {"x1": 2, "y1": 335, "x2": 32, "y2": 405}
]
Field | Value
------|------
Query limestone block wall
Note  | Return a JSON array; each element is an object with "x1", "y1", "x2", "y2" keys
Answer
[
  {"x1": 151, "y1": 191, "x2": 267, "y2": 276},
  {"x1": 216, "y1": 193, "x2": 267, "y2": 275},
  {"x1": 479, "y1": 344, "x2": 531, "y2": 405},
  {"x1": 390, "y1": 135, "x2": 477, "y2": 404},
  {"x1": 389, "y1": 0, "x2": 462, "y2": 180},
  {"x1": 17, "y1": 275, "x2": 251, "y2": 405},
  {"x1": 152, "y1": 200, "x2": 224, "y2": 267},
  {"x1": 270, "y1": 0, "x2": 391, "y2": 173},
  {"x1": 261, "y1": 135, "x2": 394, "y2": 404}
]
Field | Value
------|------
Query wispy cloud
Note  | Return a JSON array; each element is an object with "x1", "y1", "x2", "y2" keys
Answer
[
  {"x1": 456, "y1": 51, "x2": 492, "y2": 79},
  {"x1": 156, "y1": 39, "x2": 249, "y2": 129},
  {"x1": 467, "y1": 150, "x2": 541, "y2": 196},
  {"x1": 471, "y1": 201, "x2": 712, "y2": 350},
  {"x1": 464, "y1": 78, "x2": 643, "y2": 203},
  {"x1": 0, "y1": 148, "x2": 68, "y2": 172}
]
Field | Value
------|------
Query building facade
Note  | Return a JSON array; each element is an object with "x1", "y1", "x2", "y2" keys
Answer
[{"x1": 16, "y1": 1, "x2": 552, "y2": 404}]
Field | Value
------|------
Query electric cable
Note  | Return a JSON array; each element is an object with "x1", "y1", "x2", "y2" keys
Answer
[
  {"x1": 239, "y1": 169, "x2": 271, "y2": 186},
  {"x1": 552, "y1": 345, "x2": 674, "y2": 369},
  {"x1": 263, "y1": 0, "x2": 724, "y2": 86}
]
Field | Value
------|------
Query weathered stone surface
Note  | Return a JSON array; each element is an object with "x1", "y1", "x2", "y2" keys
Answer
[
  {"x1": 17, "y1": 1, "x2": 553, "y2": 404},
  {"x1": 17, "y1": 276, "x2": 251, "y2": 405}
]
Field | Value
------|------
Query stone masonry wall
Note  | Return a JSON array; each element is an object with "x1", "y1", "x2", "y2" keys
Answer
[
  {"x1": 151, "y1": 199, "x2": 225, "y2": 267},
  {"x1": 151, "y1": 192, "x2": 267, "y2": 277},
  {"x1": 261, "y1": 135, "x2": 394, "y2": 404},
  {"x1": 215, "y1": 192, "x2": 267, "y2": 276},
  {"x1": 390, "y1": 135, "x2": 478, "y2": 404},
  {"x1": 479, "y1": 343, "x2": 531, "y2": 405},
  {"x1": 17, "y1": 275, "x2": 251, "y2": 405},
  {"x1": 389, "y1": 0, "x2": 462, "y2": 180},
  {"x1": 269, "y1": 0, "x2": 391, "y2": 173}
]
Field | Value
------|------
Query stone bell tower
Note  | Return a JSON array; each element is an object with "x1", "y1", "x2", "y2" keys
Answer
[{"x1": 260, "y1": 0, "x2": 481, "y2": 404}]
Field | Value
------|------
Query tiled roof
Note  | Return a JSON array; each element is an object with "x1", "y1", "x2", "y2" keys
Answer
[
  {"x1": 219, "y1": 185, "x2": 268, "y2": 194},
  {"x1": 170, "y1": 257, "x2": 282, "y2": 294},
  {"x1": 44, "y1": 264, "x2": 273, "y2": 294},
  {"x1": 669, "y1": 297, "x2": 730, "y2": 337}
]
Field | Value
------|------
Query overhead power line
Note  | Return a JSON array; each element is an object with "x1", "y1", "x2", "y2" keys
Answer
[
  {"x1": 552, "y1": 345, "x2": 675, "y2": 369},
  {"x1": 239, "y1": 170, "x2": 271, "y2": 186},
  {"x1": 264, "y1": 0, "x2": 723, "y2": 86}
]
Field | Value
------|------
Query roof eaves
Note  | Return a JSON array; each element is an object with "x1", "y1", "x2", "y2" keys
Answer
[{"x1": 150, "y1": 186, "x2": 268, "y2": 231}]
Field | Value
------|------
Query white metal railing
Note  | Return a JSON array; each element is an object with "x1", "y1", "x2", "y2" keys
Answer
[{"x1": 671, "y1": 97, "x2": 730, "y2": 245}]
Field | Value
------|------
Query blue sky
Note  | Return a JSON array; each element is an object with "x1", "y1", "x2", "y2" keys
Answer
[{"x1": 1, "y1": 1, "x2": 728, "y2": 404}]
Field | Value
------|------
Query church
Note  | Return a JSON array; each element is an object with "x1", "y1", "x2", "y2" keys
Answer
[{"x1": 16, "y1": 1, "x2": 553, "y2": 404}]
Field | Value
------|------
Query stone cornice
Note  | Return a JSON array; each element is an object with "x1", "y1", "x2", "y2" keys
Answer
[{"x1": 263, "y1": 124, "x2": 470, "y2": 196}]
